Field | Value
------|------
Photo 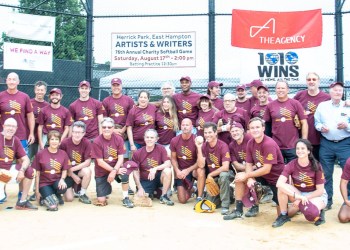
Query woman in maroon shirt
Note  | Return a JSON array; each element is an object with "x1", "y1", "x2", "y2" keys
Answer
[{"x1": 195, "y1": 95, "x2": 217, "y2": 137}]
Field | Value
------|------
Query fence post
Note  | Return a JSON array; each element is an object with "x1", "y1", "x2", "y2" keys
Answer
[
  {"x1": 86, "y1": 0, "x2": 94, "y2": 83},
  {"x1": 335, "y1": 0, "x2": 344, "y2": 84},
  {"x1": 208, "y1": 0, "x2": 215, "y2": 82}
]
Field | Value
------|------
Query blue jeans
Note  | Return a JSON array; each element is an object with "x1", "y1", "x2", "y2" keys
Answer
[
  {"x1": 319, "y1": 137, "x2": 350, "y2": 205},
  {"x1": 20, "y1": 140, "x2": 29, "y2": 155}
]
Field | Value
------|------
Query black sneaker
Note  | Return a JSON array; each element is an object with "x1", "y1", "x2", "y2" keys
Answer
[
  {"x1": 15, "y1": 200, "x2": 38, "y2": 210},
  {"x1": 57, "y1": 194, "x2": 64, "y2": 205},
  {"x1": 29, "y1": 193, "x2": 36, "y2": 202},
  {"x1": 272, "y1": 214, "x2": 291, "y2": 228},
  {"x1": 223, "y1": 210, "x2": 243, "y2": 220},
  {"x1": 128, "y1": 188, "x2": 135, "y2": 195},
  {"x1": 79, "y1": 194, "x2": 92, "y2": 204},
  {"x1": 122, "y1": 197, "x2": 134, "y2": 208},
  {"x1": 221, "y1": 207, "x2": 230, "y2": 215},
  {"x1": 245, "y1": 205, "x2": 259, "y2": 217},
  {"x1": 314, "y1": 209, "x2": 326, "y2": 226},
  {"x1": 160, "y1": 195, "x2": 174, "y2": 206}
]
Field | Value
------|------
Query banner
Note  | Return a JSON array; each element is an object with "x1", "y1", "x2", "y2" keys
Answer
[
  {"x1": 231, "y1": 9, "x2": 322, "y2": 49},
  {"x1": 6, "y1": 13, "x2": 55, "y2": 42},
  {"x1": 111, "y1": 32, "x2": 196, "y2": 68},
  {"x1": 3, "y1": 43, "x2": 53, "y2": 72}
]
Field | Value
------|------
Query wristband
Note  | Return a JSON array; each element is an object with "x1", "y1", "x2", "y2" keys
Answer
[{"x1": 221, "y1": 125, "x2": 227, "y2": 132}]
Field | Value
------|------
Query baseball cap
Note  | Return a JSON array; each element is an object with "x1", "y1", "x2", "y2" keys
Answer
[
  {"x1": 242, "y1": 186, "x2": 258, "y2": 208},
  {"x1": 249, "y1": 79, "x2": 263, "y2": 88},
  {"x1": 194, "y1": 199, "x2": 216, "y2": 213},
  {"x1": 111, "y1": 78, "x2": 122, "y2": 85},
  {"x1": 49, "y1": 88, "x2": 62, "y2": 95},
  {"x1": 79, "y1": 80, "x2": 90, "y2": 88},
  {"x1": 298, "y1": 202, "x2": 320, "y2": 222},
  {"x1": 257, "y1": 84, "x2": 269, "y2": 92},
  {"x1": 180, "y1": 76, "x2": 192, "y2": 82},
  {"x1": 235, "y1": 84, "x2": 246, "y2": 91},
  {"x1": 208, "y1": 81, "x2": 223, "y2": 89},
  {"x1": 231, "y1": 122, "x2": 244, "y2": 130},
  {"x1": 122, "y1": 161, "x2": 138, "y2": 175},
  {"x1": 329, "y1": 81, "x2": 344, "y2": 88}
]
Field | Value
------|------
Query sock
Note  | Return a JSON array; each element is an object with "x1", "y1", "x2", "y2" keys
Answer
[
  {"x1": 122, "y1": 191, "x2": 128, "y2": 198},
  {"x1": 236, "y1": 200, "x2": 243, "y2": 212},
  {"x1": 281, "y1": 211, "x2": 287, "y2": 216},
  {"x1": 80, "y1": 188, "x2": 86, "y2": 195}
]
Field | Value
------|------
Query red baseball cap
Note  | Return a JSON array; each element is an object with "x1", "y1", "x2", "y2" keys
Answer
[
  {"x1": 122, "y1": 161, "x2": 138, "y2": 175},
  {"x1": 329, "y1": 81, "x2": 344, "y2": 88},
  {"x1": 231, "y1": 122, "x2": 244, "y2": 130},
  {"x1": 249, "y1": 79, "x2": 263, "y2": 88},
  {"x1": 298, "y1": 202, "x2": 320, "y2": 222},
  {"x1": 242, "y1": 186, "x2": 258, "y2": 208},
  {"x1": 111, "y1": 78, "x2": 122, "y2": 85},
  {"x1": 208, "y1": 81, "x2": 223, "y2": 89},
  {"x1": 235, "y1": 84, "x2": 246, "y2": 91},
  {"x1": 79, "y1": 80, "x2": 90, "y2": 88},
  {"x1": 180, "y1": 76, "x2": 192, "y2": 82},
  {"x1": 49, "y1": 88, "x2": 62, "y2": 95},
  {"x1": 257, "y1": 84, "x2": 269, "y2": 92}
]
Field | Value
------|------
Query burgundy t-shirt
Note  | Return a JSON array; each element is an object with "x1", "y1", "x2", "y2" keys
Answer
[
  {"x1": 229, "y1": 133, "x2": 252, "y2": 163},
  {"x1": 250, "y1": 104, "x2": 267, "y2": 119},
  {"x1": 170, "y1": 134, "x2": 197, "y2": 170},
  {"x1": 196, "y1": 109, "x2": 216, "y2": 137},
  {"x1": 132, "y1": 144, "x2": 169, "y2": 180},
  {"x1": 249, "y1": 96, "x2": 273, "y2": 109},
  {"x1": 294, "y1": 90, "x2": 330, "y2": 145},
  {"x1": 282, "y1": 159, "x2": 325, "y2": 192},
  {"x1": 126, "y1": 104, "x2": 157, "y2": 145},
  {"x1": 38, "y1": 105, "x2": 73, "y2": 135},
  {"x1": 60, "y1": 137, "x2": 92, "y2": 167},
  {"x1": 263, "y1": 98, "x2": 307, "y2": 149},
  {"x1": 246, "y1": 135, "x2": 284, "y2": 185},
  {"x1": 102, "y1": 95, "x2": 134, "y2": 127},
  {"x1": 91, "y1": 133, "x2": 125, "y2": 177},
  {"x1": 211, "y1": 98, "x2": 224, "y2": 110},
  {"x1": 31, "y1": 99, "x2": 49, "y2": 141},
  {"x1": 32, "y1": 148, "x2": 70, "y2": 187},
  {"x1": 173, "y1": 91, "x2": 201, "y2": 124},
  {"x1": 69, "y1": 98, "x2": 105, "y2": 139},
  {"x1": 155, "y1": 111, "x2": 176, "y2": 145},
  {"x1": 202, "y1": 139, "x2": 231, "y2": 173},
  {"x1": 0, "y1": 90, "x2": 33, "y2": 140},
  {"x1": 236, "y1": 99, "x2": 251, "y2": 112},
  {"x1": 0, "y1": 134, "x2": 26, "y2": 170},
  {"x1": 342, "y1": 158, "x2": 350, "y2": 181}
]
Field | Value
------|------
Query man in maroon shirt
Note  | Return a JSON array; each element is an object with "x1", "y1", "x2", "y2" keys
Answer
[
  {"x1": 133, "y1": 129, "x2": 174, "y2": 205},
  {"x1": 60, "y1": 121, "x2": 92, "y2": 204},
  {"x1": 196, "y1": 122, "x2": 231, "y2": 215},
  {"x1": 235, "y1": 84, "x2": 250, "y2": 112},
  {"x1": 170, "y1": 118, "x2": 205, "y2": 203},
  {"x1": 0, "y1": 72, "x2": 35, "y2": 155},
  {"x1": 69, "y1": 80, "x2": 104, "y2": 141},
  {"x1": 294, "y1": 72, "x2": 330, "y2": 160},
  {"x1": 264, "y1": 80, "x2": 308, "y2": 163},
  {"x1": 224, "y1": 117, "x2": 284, "y2": 220},
  {"x1": 91, "y1": 117, "x2": 133, "y2": 208},
  {"x1": 38, "y1": 88, "x2": 73, "y2": 150},
  {"x1": 338, "y1": 158, "x2": 350, "y2": 223},
  {"x1": 251, "y1": 84, "x2": 272, "y2": 136},
  {"x1": 207, "y1": 81, "x2": 224, "y2": 110},
  {"x1": 0, "y1": 118, "x2": 37, "y2": 210}
]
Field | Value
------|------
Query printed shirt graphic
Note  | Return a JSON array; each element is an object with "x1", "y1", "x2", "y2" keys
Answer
[
  {"x1": 102, "y1": 95, "x2": 134, "y2": 127},
  {"x1": 170, "y1": 134, "x2": 198, "y2": 170},
  {"x1": 202, "y1": 139, "x2": 230, "y2": 173},
  {"x1": 173, "y1": 91, "x2": 201, "y2": 124},
  {"x1": 38, "y1": 105, "x2": 73, "y2": 134},
  {"x1": 60, "y1": 137, "x2": 92, "y2": 167},
  {"x1": 229, "y1": 133, "x2": 252, "y2": 163},
  {"x1": 155, "y1": 111, "x2": 176, "y2": 145},
  {"x1": 0, "y1": 134, "x2": 26, "y2": 170}
]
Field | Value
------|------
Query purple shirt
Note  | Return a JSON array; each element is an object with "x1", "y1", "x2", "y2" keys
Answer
[
  {"x1": 250, "y1": 104, "x2": 267, "y2": 119},
  {"x1": 229, "y1": 133, "x2": 252, "y2": 163},
  {"x1": 102, "y1": 95, "x2": 134, "y2": 127},
  {"x1": 60, "y1": 137, "x2": 92, "y2": 167},
  {"x1": 341, "y1": 158, "x2": 350, "y2": 181},
  {"x1": 31, "y1": 99, "x2": 49, "y2": 141},
  {"x1": 196, "y1": 109, "x2": 216, "y2": 137},
  {"x1": 155, "y1": 111, "x2": 176, "y2": 145},
  {"x1": 0, "y1": 134, "x2": 26, "y2": 170},
  {"x1": 173, "y1": 91, "x2": 201, "y2": 124},
  {"x1": 38, "y1": 105, "x2": 73, "y2": 135},
  {"x1": 211, "y1": 98, "x2": 224, "y2": 110},
  {"x1": 236, "y1": 99, "x2": 251, "y2": 112},
  {"x1": 170, "y1": 134, "x2": 197, "y2": 170},
  {"x1": 201, "y1": 139, "x2": 231, "y2": 173}
]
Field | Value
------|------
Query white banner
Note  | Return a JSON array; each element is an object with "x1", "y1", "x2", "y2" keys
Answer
[
  {"x1": 6, "y1": 13, "x2": 55, "y2": 42},
  {"x1": 4, "y1": 42, "x2": 53, "y2": 72},
  {"x1": 111, "y1": 32, "x2": 196, "y2": 68}
]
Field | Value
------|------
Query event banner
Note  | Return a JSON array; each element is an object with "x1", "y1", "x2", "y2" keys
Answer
[
  {"x1": 3, "y1": 42, "x2": 53, "y2": 72},
  {"x1": 231, "y1": 9, "x2": 322, "y2": 49},
  {"x1": 111, "y1": 32, "x2": 196, "y2": 69},
  {"x1": 6, "y1": 13, "x2": 56, "y2": 43}
]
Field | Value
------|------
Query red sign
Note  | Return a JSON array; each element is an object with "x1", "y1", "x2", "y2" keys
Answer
[{"x1": 231, "y1": 9, "x2": 322, "y2": 49}]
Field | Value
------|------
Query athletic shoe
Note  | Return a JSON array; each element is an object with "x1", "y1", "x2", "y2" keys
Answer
[
  {"x1": 245, "y1": 205, "x2": 259, "y2": 217},
  {"x1": 0, "y1": 194, "x2": 7, "y2": 204},
  {"x1": 39, "y1": 197, "x2": 45, "y2": 206},
  {"x1": 128, "y1": 188, "x2": 135, "y2": 195},
  {"x1": 79, "y1": 194, "x2": 92, "y2": 204},
  {"x1": 160, "y1": 195, "x2": 174, "y2": 206},
  {"x1": 223, "y1": 210, "x2": 243, "y2": 220},
  {"x1": 314, "y1": 209, "x2": 326, "y2": 226},
  {"x1": 221, "y1": 207, "x2": 230, "y2": 215},
  {"x1": 57, "y1": 194, "x2": 64, "y2": 205},
  {"x1": 195, "y1": 196, "x2": 203, "y2": 202},
  {"x1": 324, "y1": 203, "x2": 332, "y2": 211},
  {"x1": 15, "y1": 200, "x2": 38, "y2": 210},
  {"x1": 272, "y1": 214, "x2": 291, "y2": 228},
  {"x1": 29, "y1": 193, "x2": 36, "y2": 201},
  {"x1": 122, "y1": 197, "x2": 134, "y2": 208}
]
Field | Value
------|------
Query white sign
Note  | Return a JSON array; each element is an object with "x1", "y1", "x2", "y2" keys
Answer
[
  {"x1": 4, "y1": 42, "x2": 53, "y2": 72},
  {"x1": 111, "y1": 32, "x2": 196, "y2": 68},
  {"x1": 6, "y1": 13, "x2": 56, "y2": 42}
]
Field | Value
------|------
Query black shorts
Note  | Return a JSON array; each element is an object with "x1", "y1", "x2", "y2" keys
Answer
[
  {"x1": 39, "y1": 177, "x2": 74, "y2": 199},
  {"x1": 256, "y1": 177, "x2": 279, "y2": 205},
  {"x1": 174, "y1": 172, "x2": 193, "y2": 187},
  {"x1": 140, "y1": 171, "x2": 162, "y2": 195},
  {"x1": 95, "y1": 174, "x2": 129, "y2": 197}
]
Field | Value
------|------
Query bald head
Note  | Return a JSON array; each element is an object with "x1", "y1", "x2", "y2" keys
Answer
[
  {"x1": 6, "y1": 72, "x2": 20, "y2": 92},
  {"x1": 4, "y1": 117, "x2": 17, "y2": 127},
  {"x1": 181, "y1": 118, "x2": 193, "y2": 134}
]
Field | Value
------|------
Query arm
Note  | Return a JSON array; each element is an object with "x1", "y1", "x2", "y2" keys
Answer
[
  {"x1": 27, "y1": 112, "x2": 35, "y2": 144},
  {"x1": 300, "y1": 119, "x2": 308, "y2": 139},
  {"x1": 97, "y1": 114, "x2": 103, "y2": 135},
  {"x1": 58, "y1": 170, "x2": 68, "y2": 189},
  {"x1": 133, "y1": 170, "x2": 145, "y2": 196},
  {"x1": 232, "y1": 161, "x2": 246, "y2": 172},
  {"x1": 16, "y1": 155, "x2": 30, "y2": 183},
  {"x1": 127, "y1": 126, "x2": 136, "y2": 151},
  {"x1": 208, "y1": 160, "x2": 229, "y2": 178},
  {"x1": 61, "y1": 126, "x2": 70, "y2": 141},
  {"x1": 38, "y1": 125, "x2": 44, "y2": 150},
  {"x1": 107, "y1": 154, "x2": 125, "y2": 183},
  {"x1": 35, "y1": 171, "x2": 41, "y2": 201},
  {"x1": 340, "y1": 179, "x2": 350, "y2": 206},
  {"x1": 148, "y1": 159, "x2": 171, "y2": 180}
]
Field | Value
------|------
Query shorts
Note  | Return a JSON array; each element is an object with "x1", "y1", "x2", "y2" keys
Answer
[
  {"x1": 124, "y1": 140, "x2": 131, "y2": 159},
  {"x1": 174, "y1": 172, "x2": 193, "y2": 187},
  {"x1": 95, "y1": 174, "x2": 129, "y2": 197},
  {"x1": 140, "y1": 171, "x2": 162, "y2": 195},
  {"x1": 20, "y1": 140, "x2": 29, "y2": 155},
  {"x1": 301, "y1": 189, "x2": 328, "y2": 206},
  {"x1": 39, "y1": 177, "x2": 74, "y2": 199},
  {"x1": 4, "y1": 164, "x2": 35, "y2": 184},
  {"x1": 28, "y1": 143, "x2": 39, "y2": 160},
  {"x1": 256, "y1": 177, "x2": 279, "y2": 205}
]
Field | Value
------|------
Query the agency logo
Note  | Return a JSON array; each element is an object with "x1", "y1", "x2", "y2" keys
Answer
[{"x1": 250, "y1": 18, "x2": 275, "y2": 38}]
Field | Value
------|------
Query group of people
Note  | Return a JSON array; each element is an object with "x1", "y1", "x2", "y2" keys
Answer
[{"x1": 0, "y1": 71, "x2": 350, "y2": 228}]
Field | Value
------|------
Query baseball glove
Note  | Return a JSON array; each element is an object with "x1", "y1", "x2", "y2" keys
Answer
[
  {"x1": 206, "y1": 177, "x2": 220, "y2": 196},
  {"x1": 254, "y1": 182, "x2": 264, "y2": 201},
  {"x1": 294, "y1": 115, "x2": 301, "y2": 129},
  {"x1": 0, "y1": 169, "x2": 12, "y2": 183},
  {"x1": 133, "y1": 195, "x2": 152, "y2": 207}
]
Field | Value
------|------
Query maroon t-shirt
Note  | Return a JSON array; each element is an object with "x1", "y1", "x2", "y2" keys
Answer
[
  {"x1": 38, "y1": 105, "x2": 73, "y2": 135},
  {"x1": 31, "y1": 99, "x2": 49, "y2": 141},
  {"x1": 155, "y1": 111, "x2": 176, "y2": 145},
  {"x1": 0, "y1": 90, "x2": 33, "y2": 140},
  {"x1": 170, "y1": 134, "x2": 197, "y2": 170},
  {"x1": 126, "y1": 104, "x2": 157, "y2": 146},
  {"x1": 132, "y1": 144, "x2": 169, "y2": 180},
  {"x1": 229, "y1": 133, "x2": 252, "y2": 163},
  {"x1": 32, "y1": 148, "x2": 70, "y2": 188},
  {"x1": 102, "y1": 95, "x2": 134, "y2": 127},
  {"x1": 250, "y1": 104, "x2": 267, "y2": 119},
  {"x1": 69, "y1": 98, "x2": 105, "y2": 139},
  {"x1": 0, "y1": 134, "x2": 26, "y2": 170},
  {"x1": 236, "y1": 99, "x2": 251, "y2": 112},
  {"x1": 263, "y1": 98, "x2": 307, "y2": 149},
  {"x1": 173, "y1": 91, "x2": 201, "y2": 124},
  {"x1": 341, "y1": 158, "x2": 350, "y2": 181},
  {"x1": 91, "y1": 133, "x2": 125, "y2": 177},
  {"x1": 294, "y1": 90, "x2": 330, "y2": 145},
  {"x1": 202, "y1": 139, "x2": 231, "y2": 173},
  {"x1": 211, "y1": 98, "x2": 224, "y2": 110},
  {"x1": 196, "y1": 109, "x2": 216, "y2": 137},
  {"x1": 282, "y1": 159, "x2": 325, "y2": 192},
  {"x1": 246, "y1": 135, "x2": 284, "y2": 185},
  {"x1": 249, "y1": 96, "x2": 273, "y2": 109},
  {"x1": 60, "y1": 137, "x2": 92, "y2": 167}
]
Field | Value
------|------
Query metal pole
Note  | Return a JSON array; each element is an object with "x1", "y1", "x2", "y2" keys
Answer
[
  {"x1": 86, "y1": 0, "x2": 93, "y2": 83},
  {"x1": 335, "y1": 0, "x2": 344, "y2": 83},
  {"x1": 208, "y1": 0, "x2": 215, "y2": 81}
]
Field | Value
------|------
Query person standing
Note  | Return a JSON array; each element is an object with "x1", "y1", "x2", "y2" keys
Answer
[
  {"x1": 235, "y1": 84, "x2": 250, "y2": 112},
  {"x1": 207, "y1": 81, "x2": 224, "y2": 110}
]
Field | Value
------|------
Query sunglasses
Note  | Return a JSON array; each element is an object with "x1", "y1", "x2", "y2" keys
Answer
[
  {"x1": 102, "y1": 126, "x2": 113, "y2": 129},
  {"x1": 307, "y1": 78, "x2": 318, "y2": 81}
]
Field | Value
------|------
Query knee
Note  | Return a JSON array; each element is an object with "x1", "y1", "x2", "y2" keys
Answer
[
  {"x1": 81, "y1": 168, "x2": 92, "y2": 177},
  {"x1": 162, "y1": 168, "x2": 172, "y2": 177},
  {"x1": 338, "y1": 208, "x2": 350, "y2": 223}
]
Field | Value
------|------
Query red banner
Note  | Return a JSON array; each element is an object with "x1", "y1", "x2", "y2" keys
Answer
[{"x1": 231, "y1": 9, "x2": 322, "y2": 49}]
